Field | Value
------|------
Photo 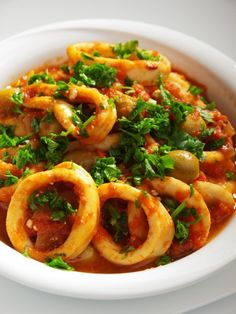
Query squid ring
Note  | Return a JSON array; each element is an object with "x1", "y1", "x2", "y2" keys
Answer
[
  {"x1": 193, "y1": 181, "x2": 235, "y2": 223},
  {"x1": 92, "y1": 182, "x2": 174, "y2": 266},
  {"x1": 67, "y1": 133, "x2": 120, "y2": 152},
  {"x1": 6, "y1": 161, "x2": 100, "y2": 261},
  {"x1": 54, "y1": 85, "x2": 117, "y2": 144},
  {"x1": 149, "y1": 177, "x2": 211, "y2": 252},
  {"x1": 67, "y1": 42, "x2": 171, "y2": 86}
]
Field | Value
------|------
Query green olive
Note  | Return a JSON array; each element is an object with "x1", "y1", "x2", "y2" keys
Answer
[
  {"x1": 181, "y1": 113, "x2": 206, "y2": 136},
  {"x1": 168, "y1": 150, "x2": 200, "y2": 183}
]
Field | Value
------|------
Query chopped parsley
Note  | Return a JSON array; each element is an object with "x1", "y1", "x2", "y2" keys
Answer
[
  {"x1": 81, "y1": 52, "x2": 94, "y2": 60},
  {"x1": 53, "y1": 80, "x2": 70, "y2": 98},
  {"x1": 113, "y1": 40, "x2": 160, "y2": 61},
  {"x1": 11, "y1": 90, "x2": 24, "y2": 114},
  {"x1": 110, "y1": 97, "x2": 175, "y2": 184},
  {"x1": 207, "y1": 137, "x2": 225, "y2": 150},
  {"x1": 189, "y1": 184, "x2": 194, "y2": 197},
  {"x1": 171, "y1": 131, "x2": 205, "y2": 159},
  {"x1": 91, "y1": 157, "x2": 121, "y2": 186},
  {"x1": 197, "y1": 108, "x2": 213, "y2": 123},
  {"x1": 205, "y1": 102, "x2": 216, "y2": 110},
  {"x1": 72, "y1": 61, "x2": 117, "y2": 88},
  {"x1": 12, "y1": 131, "x2": 69, "y2": 169},
  {"x1": 93, "y1": 51, "x2": 101, "y2": 57},
  {"x1": 71, "y1": 104, "x2": 96, "y2": 138},
  {"x1": 42, "y1": 111, "x2": 54, "y2": 123},
  {"x1": 225, "y1": 171, "x2": 235, "y2": 181},
  {"x1": 0, "y1": 124, "x2": 30, "y2": 149},
  {"x1": 120, "y1": 245, "x2": 135, "y2": 257},
  {"x1": 22, "y1": 167, "x2": 31, "y2": 177},
  {"x1": 156, "y1": 254, "x2": 171, "y2": 266},
  {"x1": 28, "y1": 188, "x2": 76, "y2": 221},
  {"x1": 200, "y1": 127, "x2": 214, "y2": 139},
  {"x1": 103, "y1": 201, "x2": 129, "y2": 243},
  {"x1": 31, "y1": 117, "x2": 40, "y2": 133},
  {"x1": 175, "y1": 220, "x2": 189, "y2": 242},
  {"x1": 113, "y1": 40, "x2": 138, "y2": 59},
  {"x1": 0, "y1": 170, "x2": 19, "y2": 187},
  {"x1": 169, "y1": 200, "x2": 203, "y2": 243},
  {"x1": 60, "y1": 64, "x2": 70, "y2": 74},
  {"x1": 136, "y1": 49, "x2": 160, "y2": 61},
  {"x1": 188, "y1": 85, "x2": 203, "y2": 96},
  {"x1": 28, "y1": 72, "x2": 56, "y2": 85},
  {"x1": 2, "y1": 151, "x2": 10, "y2": 162},
  {"x1": 46, "y1": 256, "x2": 74, "y2": 271}
]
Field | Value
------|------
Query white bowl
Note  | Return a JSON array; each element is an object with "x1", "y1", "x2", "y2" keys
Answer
[{"x1": 0, "y1": 19, "x2": 236, "y2": 300}]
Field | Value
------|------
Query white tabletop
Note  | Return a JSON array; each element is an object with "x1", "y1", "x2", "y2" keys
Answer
[{"x1": 0, "y1": 0, "x2": 236, "y2": 313}]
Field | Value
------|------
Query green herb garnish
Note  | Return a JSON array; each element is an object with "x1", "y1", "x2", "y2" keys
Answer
[
  {"x1": 46, "y1": 256, "x2": 74, "y2": 271},
  {"x1": 91, "y1": 157, "x2": 121, "y2": 186}
]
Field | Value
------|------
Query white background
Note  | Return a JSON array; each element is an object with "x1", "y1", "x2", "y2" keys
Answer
[{"x1": 0, "y1": 0, "x2": 236, "y2": 313}]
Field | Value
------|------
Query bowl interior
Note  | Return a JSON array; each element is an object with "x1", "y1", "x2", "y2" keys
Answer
[{"x1": 0, "y1": 19, "x2": 236, "y2": 299}]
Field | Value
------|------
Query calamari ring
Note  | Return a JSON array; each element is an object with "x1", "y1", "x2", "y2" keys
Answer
[
  {"x1": 64, "y1": 150, "x2": 98, "y2": 171},
  {"x1": 149, "y1": 177, "x2": 211, "y2": 253},
  {"x1": 24, "y1": 96, "x2": 56, "y2": 110},
  {"x1": 193, "y1": 181, "x2": 235, "y2": 223},
  {"x1": 165, "y1": 72, "x2": 206, "y2": 107},
  {"x1": 92, "y1": 182, "x2": 174, "y2": 266},
  {"x1": 67, "y1": 133, "x2": 120, "y2": 152},
  {"x1": 127, "y1": 201, "x2": 148, "y2": 245},
  {"x1": 6, "y1": 161, "x2": 100, "y2": 262},
  {"x1": 67, "y1": 42, "x2": 171, "y2": 86},
  {"x1": 54, "y1": 85, "x2": 117, "y2": 144}
]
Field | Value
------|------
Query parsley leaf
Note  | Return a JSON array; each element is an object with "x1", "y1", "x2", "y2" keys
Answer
[
  {"x1": 73, "y1": 61, "x2": 117, "y2": 88},
  {"x1": 28, "y1": 72, "x2": 55, "y2": 85},
  {"x1": 200, "y1": 127, "x2": 214, "y2": 139},
  {"x1": 113, "y1": 40, "x2": 139, "y2": 59},
  {"x1": 12, "y1": 131, "x2": 69, "y2": 169},
  {"x1": 53, "y1": 80, "x2": 69, "y2": 98},
  {"x1": 28, "y1": 188, "x2": 76, "y2": 220},
  {"x1": 3, "y1": 170, "x2": 19, "y2": 186},
  {"x1": 225, "y1": 171, "x2": 235, "y2": 181},
  {"x1": 197, "y1": 108, "x2": 213, "y2": 123},
  {"x1": 207, "y1": 137, "x2": 225, "y2": 150},
  {"x1": 205, "y1": 102, "x2": 216, "y2": 110},
  {"x1": 172, "y1": 131, "x2": 205, "y2": 159},
  {"x1": 46, "y1": 256, "x2": 74, "y2": 271},
  {"x1": 0, "y1": 124, "x2": 30, "y2": 149},
  {"x1": 11, "y1": 90, "x2": 24, "y2": 114},
  {"x1": 136, "y1": 50, "x2": 160, "y2": 61},
  {"x1": 155, "y1": 254, "x2": 171, "y2": 266},
  {"x1": 91, "y1": 157, "x2": 121, "y2": 186},
  {"x1": 188, "y1": 85, "x2": 203, "y2": 96},
  {"x1": 170, "y1": 201, "x2": 203, "y2": 243},
  {"x1": 71, "y1": 104, "x2": 96, "y2": 138},
  {"x1": 60, "y1": 64, "x2": 70, "y2": 74},
  {"x1": 113, "y1": 40, "x2": 160, "y2": 61},
  {"x1": 0, "y1": 170, "x2": 18, "y2": 187},
  {"x1": 103, "y1": 201, "x2": 129, "y2": 243},
  {"x1": 31, "y1": 117, "x2": 40, "y2": 133},
  {"x1": 175, "y1": 220, "x2": 189, "y2": 242}
]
